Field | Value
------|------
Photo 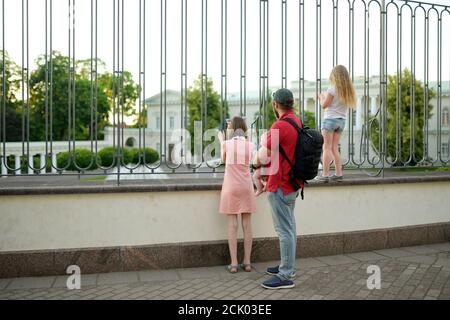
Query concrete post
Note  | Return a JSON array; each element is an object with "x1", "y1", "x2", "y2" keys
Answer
[
  {"x1": 40, "y1": 153, "x2": 46, "y2": 174},
  {"x1": 15, "y1": 154, "x2": 21, "y2": 175}
]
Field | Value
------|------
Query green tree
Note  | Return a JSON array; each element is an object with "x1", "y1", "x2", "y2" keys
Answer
[
  {"x1": 29, "y1": 52, "x2": 110, "y2": 141},
  {"x1": 256, "y1": 91, "x2": 316, "y2": 131},
  {"x1": 371, "y1": 69, "x2": 435, "y2": 165},
  {"x1": 186, "y1": 75, "x2": 228, "y2": 147},
  {"x1": 77, "y1": 58, "x2": 141, "y2": 117},
  {"x1": 0, "y1": 50, "x2": 22, "y2": 142},
  {"x1": 28, "y1": 52, "x2": 140, "y2": 141}
]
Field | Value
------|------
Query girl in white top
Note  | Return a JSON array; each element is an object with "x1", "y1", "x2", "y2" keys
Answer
[{"x1": 318, "y1": 65, "x2": 356, "y2": 181}]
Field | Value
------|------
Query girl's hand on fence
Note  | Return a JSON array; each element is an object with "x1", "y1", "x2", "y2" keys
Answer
[{"x1": 218, "y1": 130, "x2": 225, "y2": 143}]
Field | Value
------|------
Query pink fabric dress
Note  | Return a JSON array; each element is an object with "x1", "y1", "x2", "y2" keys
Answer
[{"x1": 219, "y1": 136, "x2": 257, "y2": 214}]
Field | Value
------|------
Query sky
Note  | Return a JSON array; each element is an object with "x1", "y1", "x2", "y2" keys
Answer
[{"x1": 1, "y1": 0, "x2": 450, "y2": 108}]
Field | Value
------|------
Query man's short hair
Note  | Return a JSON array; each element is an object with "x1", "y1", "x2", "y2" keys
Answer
[{"x1": 272, "y1": 88, "x2": 294, "y2": 109}]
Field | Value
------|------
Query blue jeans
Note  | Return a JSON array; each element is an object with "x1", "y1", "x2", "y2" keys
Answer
[
  {"x1": 322, "y1": 117, "x2": 346, "y2": 133},
  {"x1": 267, "y1": 188, "x2": 298, "y2": 281}
]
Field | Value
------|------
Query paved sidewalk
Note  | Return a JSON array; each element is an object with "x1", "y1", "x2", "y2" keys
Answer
[{"x1": 1, "y1": 242, "x2": 450, "y2": 300}]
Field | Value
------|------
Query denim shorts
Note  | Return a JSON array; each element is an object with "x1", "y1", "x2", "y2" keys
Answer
[{"x1": 322, "y1": 118, "x2": 346, "y2": 133}]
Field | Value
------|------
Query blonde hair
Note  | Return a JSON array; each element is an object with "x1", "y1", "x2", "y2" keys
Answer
[{"x1": 330, "y1": 65, "x2": 356, "y2": 108}]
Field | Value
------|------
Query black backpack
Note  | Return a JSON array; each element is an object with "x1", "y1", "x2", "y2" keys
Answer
[{"x1": 278, "y1": 117, "x2": 324, "y2": 199}]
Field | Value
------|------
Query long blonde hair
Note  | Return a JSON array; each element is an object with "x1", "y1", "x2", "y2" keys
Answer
[{"x1": 330, "y1": 65, "x2": 356, "y2": 108}]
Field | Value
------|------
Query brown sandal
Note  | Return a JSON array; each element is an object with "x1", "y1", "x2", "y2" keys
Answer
[{"x1": 240, "y1": 263, "x2": 252, "y2": 272}]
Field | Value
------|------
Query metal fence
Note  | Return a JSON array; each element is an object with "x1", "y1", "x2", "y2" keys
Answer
[{"x1": 1, "y1": 0, "x2": 450, "y2": 182}]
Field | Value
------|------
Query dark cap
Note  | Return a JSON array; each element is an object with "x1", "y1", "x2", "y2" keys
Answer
[{"x1": 272, "y1": 88, "x2": 294, "y2": 108}]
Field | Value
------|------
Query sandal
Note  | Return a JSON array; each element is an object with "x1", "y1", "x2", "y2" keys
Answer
[
  {"x1": 227, "y1": 265, "x2": 238, "y2": 273},
  {"x1": 239, "y1": 263, "x2": 252, "y2": 272}
]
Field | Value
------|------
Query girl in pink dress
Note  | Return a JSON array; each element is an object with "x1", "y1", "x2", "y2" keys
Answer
[{"x1": 218, "y1": 117, "x2": 256, "y2": 273}]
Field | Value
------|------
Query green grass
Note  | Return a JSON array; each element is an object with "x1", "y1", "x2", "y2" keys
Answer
[
  {"x1": 80, "y1": 176, "x2": 107, "y2": 181},
  {"x1": 364, "y1": 166, "x2": 450, "y2": 173}
]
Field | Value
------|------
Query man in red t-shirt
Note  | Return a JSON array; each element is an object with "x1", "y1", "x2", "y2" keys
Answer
[{"x1": 253, "y1": 88, "x2": 301, "y2": 290}]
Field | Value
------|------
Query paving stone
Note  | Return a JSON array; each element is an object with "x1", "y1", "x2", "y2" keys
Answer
[
  {"x1": 374, "y1": 248, "x2": 416, "y2": 258},
  {"x1": 397, "y1": 255, "x2": 437, "y2": 265},
  {"x1": 346, "y1": 251, "x2": 388, "y2": 262},
  {"x1": 402, "y1": 246, "x2": 441, "y2": 255},
  {"x1": 97, "y1": 272, "x2": 139, "y2": 285},
  {"x1": 139, "y1": 270, "x2": 180, "y2": 282},
  {"x1": 295, "y1": 258, "x2": 328, "y2": 269},
  {"x1": 0, "y1": 278, "x2": 12, "y2": 290},
  {"x1": 6, "y1": 276, "x2": 56, "y2": 290},
  {"x1": 316, "y1": 255, "x2": 359, "y2": 266},
  {"x1": 424, "y1": 243, "x2": 450, "y2": 253}
]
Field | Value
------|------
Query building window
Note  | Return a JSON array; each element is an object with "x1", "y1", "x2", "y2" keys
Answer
[
  {"x1": 156, "y1": 117, "x2": 160, "y2": 130},
  {"x1": 442, "y1": 143, "x2": 449, "y2": 159},
  {"x1": 170, "y1": 116, "x2": 175, "y2": 129},
  {"x1": 443, "y1": 107, "x2": 449, "y2": 127}
]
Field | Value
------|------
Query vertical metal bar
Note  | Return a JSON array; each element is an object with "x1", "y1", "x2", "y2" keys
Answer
[
  {"x1": 407, "y1": 3, "x2": 414, "y2": 165},
  {"x1": 160, "y1": 0, "x2": 166, "y2": 165},
  {"x1": 112, "y1": 0, "x2": 116, "y2": 168},
  {"x1": 348, "y1": 0, "x2": 355, "y2": 164},
  {"x1": 21, "y1": 0, "x2": 25, "y2": 173},
  {"x1": 1, "y1": 0, "x2": 5, "y2": 173},
  {"x1": 121, "y1": 0, "x2": 125, "y2": 172},
  {"x1": 44, "y1": 0, "x2": 49, "y2": 173},
  {"x1": 72, "y1": 0, "x2": 76, "y2": 162},
  {"x1": 259, "y1": 0, "x2": 269, "y2": 129},
  {"x1": 299, "y1": 0, "x2": 304, "y2": 123},
  {"x1": 315, "y1": 0, "x2": 321, "y2": 130},
  {"x1": 90, "y1": 0, "x2": 94, "y2": 157},
  {"x1": 201, "y1": 0, "x2": 208, "y2": 134},
  {"x1": 240, "y1": 0, "x2": 245, "y2": 117},
  {"x1": 397, "y1": 5, "x2": 402, "y2": 165},
  {"x1": 116, "y1": 0, "x2": 120, "y2": 184},
  {"x1": 222, "y1": 0, "x2": 228, "y2": 123},
  {"x1": 381, "y1": 0, "x2": 386, "y2": 176},
  {"x1": 221, "y1": 0, "x2": 224, "y2": 123},
  {"x1": 50, "y1": 0, "x2": 54, "y2": 171},
  {"x1": 181, "y1": 0, "x2": 187, "y2": 160},
  {"x1": 437, "y1": 8, "x2": 442, "y2": 163},
  {"x1": 67, "y1": 0, "x2": 72, "y2": 168},
  {"x1": 333, "y1": 0, "x2": 336, "y2": 67},
  {"x1": 26, "y1": 0, "x2": 30, "y2": 173},
  {"x1": 143, "y1": 0, "x2": 146, "y2": 160},
  {"x1": 424, "y1": 7, "x2": 429, "y2": 163},
  {"x1": 281, "y1": 0, "x2": 287, "y2": 88},
  {"x1": 345, "y1": 0, "x2": 354, "y2": 167},
  {"x1": 94, "y1": 0, "x2": 98, "y2": 163},
  {"x1": 412, "y1": 5, "x2": 419, "y2": 164},
  {"x1": 138, "y1": 0, "x2": 142, "y2": 159}
]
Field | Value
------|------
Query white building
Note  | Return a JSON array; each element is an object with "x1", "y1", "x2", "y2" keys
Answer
[{"x1": 111, "y1": 77, "x2": 450, "y2": 165}]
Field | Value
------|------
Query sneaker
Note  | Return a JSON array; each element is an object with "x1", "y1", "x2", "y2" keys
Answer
[
  {"x1": 330, "y1": 174, "x2": 343, "y2": 182},
  {"x1": 315, "y1": 175, "x2": 330, "y2": 182},
  {"x1": 266, "y1": 266, "x2": 296, "y2": 279},
  {"x1": 261, "y1": 275, "x2": 295, "y2": 290}
]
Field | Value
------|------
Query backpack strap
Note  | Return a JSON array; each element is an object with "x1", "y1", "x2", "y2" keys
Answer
[
  {"x1": 281, "y1": 117, "x2": 303, "y2": 132},
  {"x1": 278, "y1": 118, "x2": 304, "y2": 199}
]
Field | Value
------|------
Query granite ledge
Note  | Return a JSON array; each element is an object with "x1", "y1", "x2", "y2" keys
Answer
[{"x1": 0, "y1": 173, "x2": 449, "y2": 196}]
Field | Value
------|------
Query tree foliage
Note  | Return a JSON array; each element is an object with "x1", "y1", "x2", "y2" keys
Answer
[{"x1": 371, "y1": 69, "x2": 435, "y2": 165}]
